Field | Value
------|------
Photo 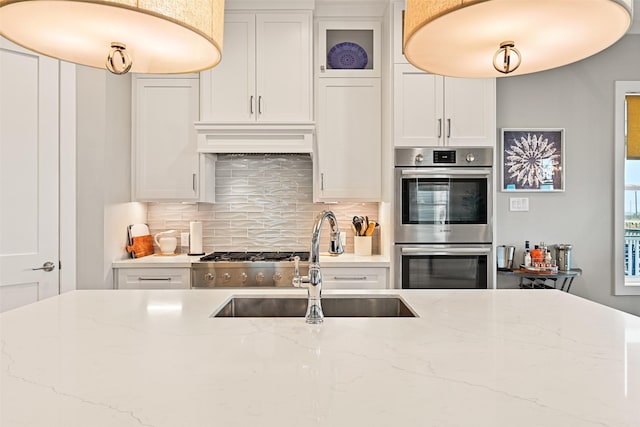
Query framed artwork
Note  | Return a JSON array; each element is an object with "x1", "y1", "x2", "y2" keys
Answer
[{"x1": 501, "y1": 128, "x2": 565, "y2": 192}]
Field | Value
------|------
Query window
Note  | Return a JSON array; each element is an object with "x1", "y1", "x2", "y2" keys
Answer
[{"x1": 614, "y1": 82, "x2": 640, "y2": 295}]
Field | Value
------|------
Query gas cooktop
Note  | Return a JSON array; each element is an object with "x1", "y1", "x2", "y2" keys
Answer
[
  {"x1": 192, "y1": 251, "x2": 310, "y2": 288},
  {"x1": 199, "y1": 251, "x2": 310, "y2": 262}
]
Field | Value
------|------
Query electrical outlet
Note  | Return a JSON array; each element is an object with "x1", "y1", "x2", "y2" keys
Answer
[{"x1": 509, "y1": 197, "x2": 529, "y2": 212}]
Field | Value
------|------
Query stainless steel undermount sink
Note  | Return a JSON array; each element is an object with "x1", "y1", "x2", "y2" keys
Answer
[{"x1": 211, "y1": 295, "x2": 417, "y2": 318}]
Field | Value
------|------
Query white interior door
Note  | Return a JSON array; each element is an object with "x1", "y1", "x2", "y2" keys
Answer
[{"x1": 0, "y1": 38, "x2": 60, "y2": 312}]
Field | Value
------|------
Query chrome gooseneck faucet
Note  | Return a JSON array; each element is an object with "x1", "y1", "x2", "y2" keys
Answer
[{"x1": 293, "y1": 210, "x2": 343, "y2": 324}]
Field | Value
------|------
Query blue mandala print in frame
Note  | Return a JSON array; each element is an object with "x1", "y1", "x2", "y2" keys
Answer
[{"x1": 501, "y1": 129, "x2": 565, "y2": 192}]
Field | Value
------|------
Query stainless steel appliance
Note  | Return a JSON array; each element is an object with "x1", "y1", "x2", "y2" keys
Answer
[
  {"x1": 496, "y1": 245, "x2": 515, "y2": 271},
  {"x1": 395, "y1": 244, "x2": 491, "y2": 289},
  {"x1": 395, "y1": 147, "x2": 493, "y2": 243},
  {"x1": 191, "y1": 251, "x2": 310, "y2": 288},
  {"x1": 555, "y1": 244, "x2": 573, "y2": 271},
  {"x1": 394, "y1": 147, "x2": 493, "y2": 289}
]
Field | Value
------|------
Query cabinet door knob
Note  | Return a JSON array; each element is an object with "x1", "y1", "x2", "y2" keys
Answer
[
  {"x1": 250, "y1": 95, "x2": 254, "y2": 115},
  {"x1": 447, "y1": 118, "x2": 452, "y2": 138},
  {"x1": 437, "y1": 118, "x2": 442, "y2": 138}
]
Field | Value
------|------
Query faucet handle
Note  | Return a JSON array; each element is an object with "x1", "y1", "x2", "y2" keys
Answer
[{"x1": 293, "y1": 256, "x2": 300, "y2": 276}]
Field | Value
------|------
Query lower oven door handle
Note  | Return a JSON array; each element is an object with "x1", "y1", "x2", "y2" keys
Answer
[{"x1": 401, "y1": 247, "x2": 491, "y2": 255}]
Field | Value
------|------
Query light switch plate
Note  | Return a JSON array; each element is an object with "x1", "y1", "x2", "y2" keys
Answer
[{"x1": 509, "y1": 197, "x2": 529, "y2": 212}]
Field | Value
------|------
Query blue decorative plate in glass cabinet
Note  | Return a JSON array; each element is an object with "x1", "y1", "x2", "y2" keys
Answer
[{"x1": 327, "y1": 42, "x2": 368, "y2": 69}]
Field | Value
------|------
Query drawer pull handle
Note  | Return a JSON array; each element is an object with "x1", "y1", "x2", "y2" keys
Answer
[
  {"x1": 138, "y1": 277, "x2": 172, "y2": 281},
  {"x1": 333, "y1": 276, "x2": 368, "y2": 281}
]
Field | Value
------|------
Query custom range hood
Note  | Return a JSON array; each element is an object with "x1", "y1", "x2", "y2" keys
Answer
[{"x1": 194, "y1": 123, "x2": 315, "y2": 153}]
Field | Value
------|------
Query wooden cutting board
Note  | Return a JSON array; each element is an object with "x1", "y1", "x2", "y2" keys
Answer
[
  {"x1": 126, "y1": 235, "x2": 154, "y2": 258},
  {"x1": 126, "y1": 224, "x2": 153, "y2": 258}
]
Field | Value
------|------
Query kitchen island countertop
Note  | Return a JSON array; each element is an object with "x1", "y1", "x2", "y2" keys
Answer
[{"x1": 1, "y1": 289, "x2": 639, "y2": 427}]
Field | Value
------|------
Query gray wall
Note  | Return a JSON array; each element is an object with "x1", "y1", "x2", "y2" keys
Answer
[
  {"x1": 76, "y1": 67, "x2": 145, "y2": 289},
  {"x1": 496, "y1": 34, "x2": 640, "y2": 316}
]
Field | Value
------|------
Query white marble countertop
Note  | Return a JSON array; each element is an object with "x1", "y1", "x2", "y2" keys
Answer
[
  {"x1": 112, "y1": 253, "x2": 391, "y2": 268},
  {"x1": 2, "y1": 289, "x2": 639, "y2": 427},
  {"x1": 112, "y1": 253, "x2": 197, "y2": 268}
]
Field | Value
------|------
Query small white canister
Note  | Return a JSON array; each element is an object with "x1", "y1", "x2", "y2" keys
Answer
[{"x1": 354, "y1": 236, "x2": 372, "y2": 256}]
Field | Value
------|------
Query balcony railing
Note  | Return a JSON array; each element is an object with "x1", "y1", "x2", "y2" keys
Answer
[{"x1": 625, "y1": 230, "x2": 640, "y2": 276}]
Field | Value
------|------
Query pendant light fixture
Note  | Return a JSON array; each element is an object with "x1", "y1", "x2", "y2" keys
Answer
[
  {"x1": 493, "y1": 41, "x2": 521, "y2": 75},
  {"x1": 403, "y1": 0, "x2": 632, "y2": 78},
  {"x1": 0, "y1": 0, "x2": 225, "y2": 75}
]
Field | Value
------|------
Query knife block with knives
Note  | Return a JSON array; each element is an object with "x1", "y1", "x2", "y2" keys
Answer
[{"x1": 351, "y1": 216, "x2": 379, "y2": 255}]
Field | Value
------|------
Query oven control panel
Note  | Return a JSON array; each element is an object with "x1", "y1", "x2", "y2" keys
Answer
[
  {"x1": 395, "y1": 147, "x2": 493, "y2": 167},
  {"x1": 433, "y1": 150, "x2": 456, "y2": 163}
]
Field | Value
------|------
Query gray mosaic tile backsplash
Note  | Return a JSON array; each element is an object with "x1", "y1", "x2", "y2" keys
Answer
[{"x1": 147, "y1": 154, "x2": 380, "y2": 254}]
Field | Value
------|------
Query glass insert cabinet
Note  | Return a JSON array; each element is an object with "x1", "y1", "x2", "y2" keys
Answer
[{"x1": 317, "y1": 21, "x2": 381, "y2": 78}]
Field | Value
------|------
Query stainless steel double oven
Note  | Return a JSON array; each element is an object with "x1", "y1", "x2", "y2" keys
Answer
[{"x1": 395, "y1": 147, "x2": 493, "y2": 289}]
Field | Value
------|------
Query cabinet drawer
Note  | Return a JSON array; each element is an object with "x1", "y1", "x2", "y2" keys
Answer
[
  {"x1": 320, "y1": 267, "x2": 387, "y2": 289},
  {"x1": 115, "y1": 268, "x2": 191, "y2": 289}
]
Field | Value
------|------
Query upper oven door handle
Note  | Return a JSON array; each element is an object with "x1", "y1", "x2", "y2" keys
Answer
[
  {"x1": 401, "y1": 247, "x2": 492, "y2": 255},
  {"x1": 400, "y1": 168, "x2": 492, "y2": 178}
]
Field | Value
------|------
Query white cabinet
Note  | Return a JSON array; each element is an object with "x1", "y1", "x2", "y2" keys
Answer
[
  {"x1": 318, "y1": 20, "x2": 381, "y2": 78},
  {"x1": 394, "y1": 64, "x2": 496, "y2": 147},
  {"x1": 314, "y1": 17, "x2": 382, "y2": 202},
  {"x1": 132, "y1": 75, "x2": 212, "y2": 202},
  {"x1": 200, "y1": 11, "x2": 312, "y2": 123},
  {"x1": 321, "y1": 267, "x2": 387, "y2": 289},
  {"x1": 114, "y1": 267, "x2": 191, "y2": 289},
  {"x1": 314, "y1": 78, "x2": 381, "y2": 201},
  {"x1": 393, "y1": 1, "x2": 408, "y2": 64}
]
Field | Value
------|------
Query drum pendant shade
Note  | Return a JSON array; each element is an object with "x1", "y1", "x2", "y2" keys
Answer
[
  {"x1": 403, "y1": 0, "x2": 632, "y2": 78},
  {"x1": 0, "y1": 0, "x2": 224, "y2": 74}
]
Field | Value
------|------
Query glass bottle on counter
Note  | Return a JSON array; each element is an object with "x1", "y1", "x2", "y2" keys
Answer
[
  {"x1": 523, "y1": 240, "x2": 531, "y2": 266},
  {"x1": 531, "y1": 245, "x2": 543, "y2": 263}
]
